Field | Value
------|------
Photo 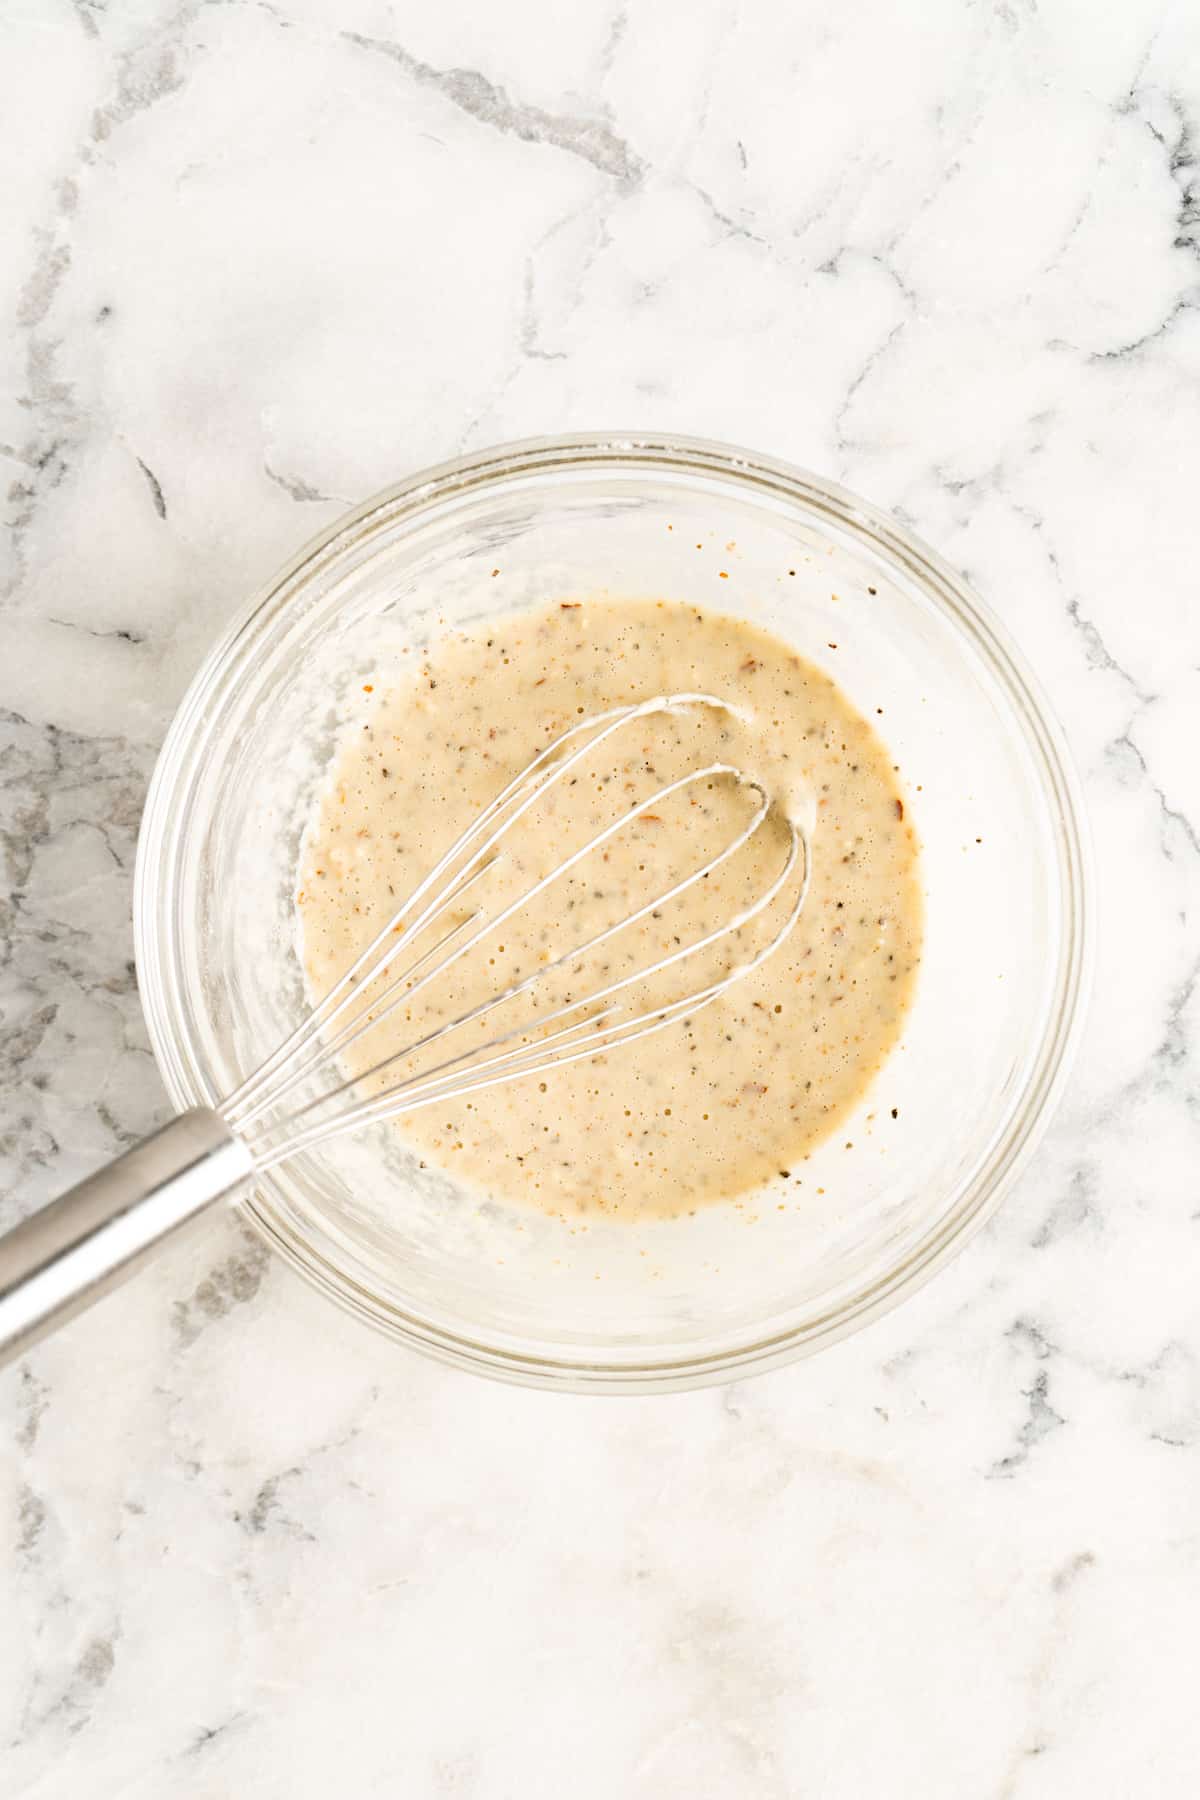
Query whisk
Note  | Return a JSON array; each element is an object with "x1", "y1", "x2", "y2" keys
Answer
[{"x1": 0, "y1": 694, "x2": 809, "y2": 1366}]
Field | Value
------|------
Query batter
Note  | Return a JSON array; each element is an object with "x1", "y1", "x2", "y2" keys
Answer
[{"x1": 299, "y1": 598, "x2": 922, "y2": 1220}]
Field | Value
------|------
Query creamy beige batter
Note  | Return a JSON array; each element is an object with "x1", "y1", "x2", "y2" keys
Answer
[{"x1": 299, "y1": 598, "x2": 922, "y2": 1221}]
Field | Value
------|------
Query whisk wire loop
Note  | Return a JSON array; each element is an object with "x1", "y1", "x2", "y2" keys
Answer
[{"x1": 222, "y1": 695, "x2": 811, "y2": 1168}]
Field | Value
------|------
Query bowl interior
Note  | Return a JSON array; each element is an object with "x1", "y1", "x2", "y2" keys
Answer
[{"x1": 136, "y1": 439, "x2": 1085, "y2": 1387}]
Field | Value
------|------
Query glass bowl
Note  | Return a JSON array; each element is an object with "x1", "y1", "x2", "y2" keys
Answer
[{"x1": 134, "y1": 433, "x2": 1090, "y2": 1392}]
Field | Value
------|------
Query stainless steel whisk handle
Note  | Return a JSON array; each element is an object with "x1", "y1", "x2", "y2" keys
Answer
[{"x1": 0, "y1": 1109, "x2": 254, "y2": 1369}]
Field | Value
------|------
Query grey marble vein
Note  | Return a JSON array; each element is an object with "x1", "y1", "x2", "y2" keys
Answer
[{"x1": 343, "y1": 29, "x2": 646, "y2": 189}]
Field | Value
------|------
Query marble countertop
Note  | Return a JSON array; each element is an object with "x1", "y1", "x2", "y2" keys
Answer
[{"x1": 3, "y1": 2, "x2": 1199, "y2": 1793}]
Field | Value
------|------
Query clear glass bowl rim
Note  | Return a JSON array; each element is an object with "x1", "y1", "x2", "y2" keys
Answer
[{"x1": 134, "y1": 431, "x2": 1092, "y2": 1393}]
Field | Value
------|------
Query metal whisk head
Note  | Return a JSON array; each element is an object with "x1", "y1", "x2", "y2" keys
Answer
[{"x1": 221, "y1": 695, "x2": 811, "y2": 1171}]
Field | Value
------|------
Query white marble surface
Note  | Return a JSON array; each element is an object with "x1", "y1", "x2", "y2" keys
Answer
[{"x1": 2, "y1": 0, "x2": 1199, "y2": 1792}]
